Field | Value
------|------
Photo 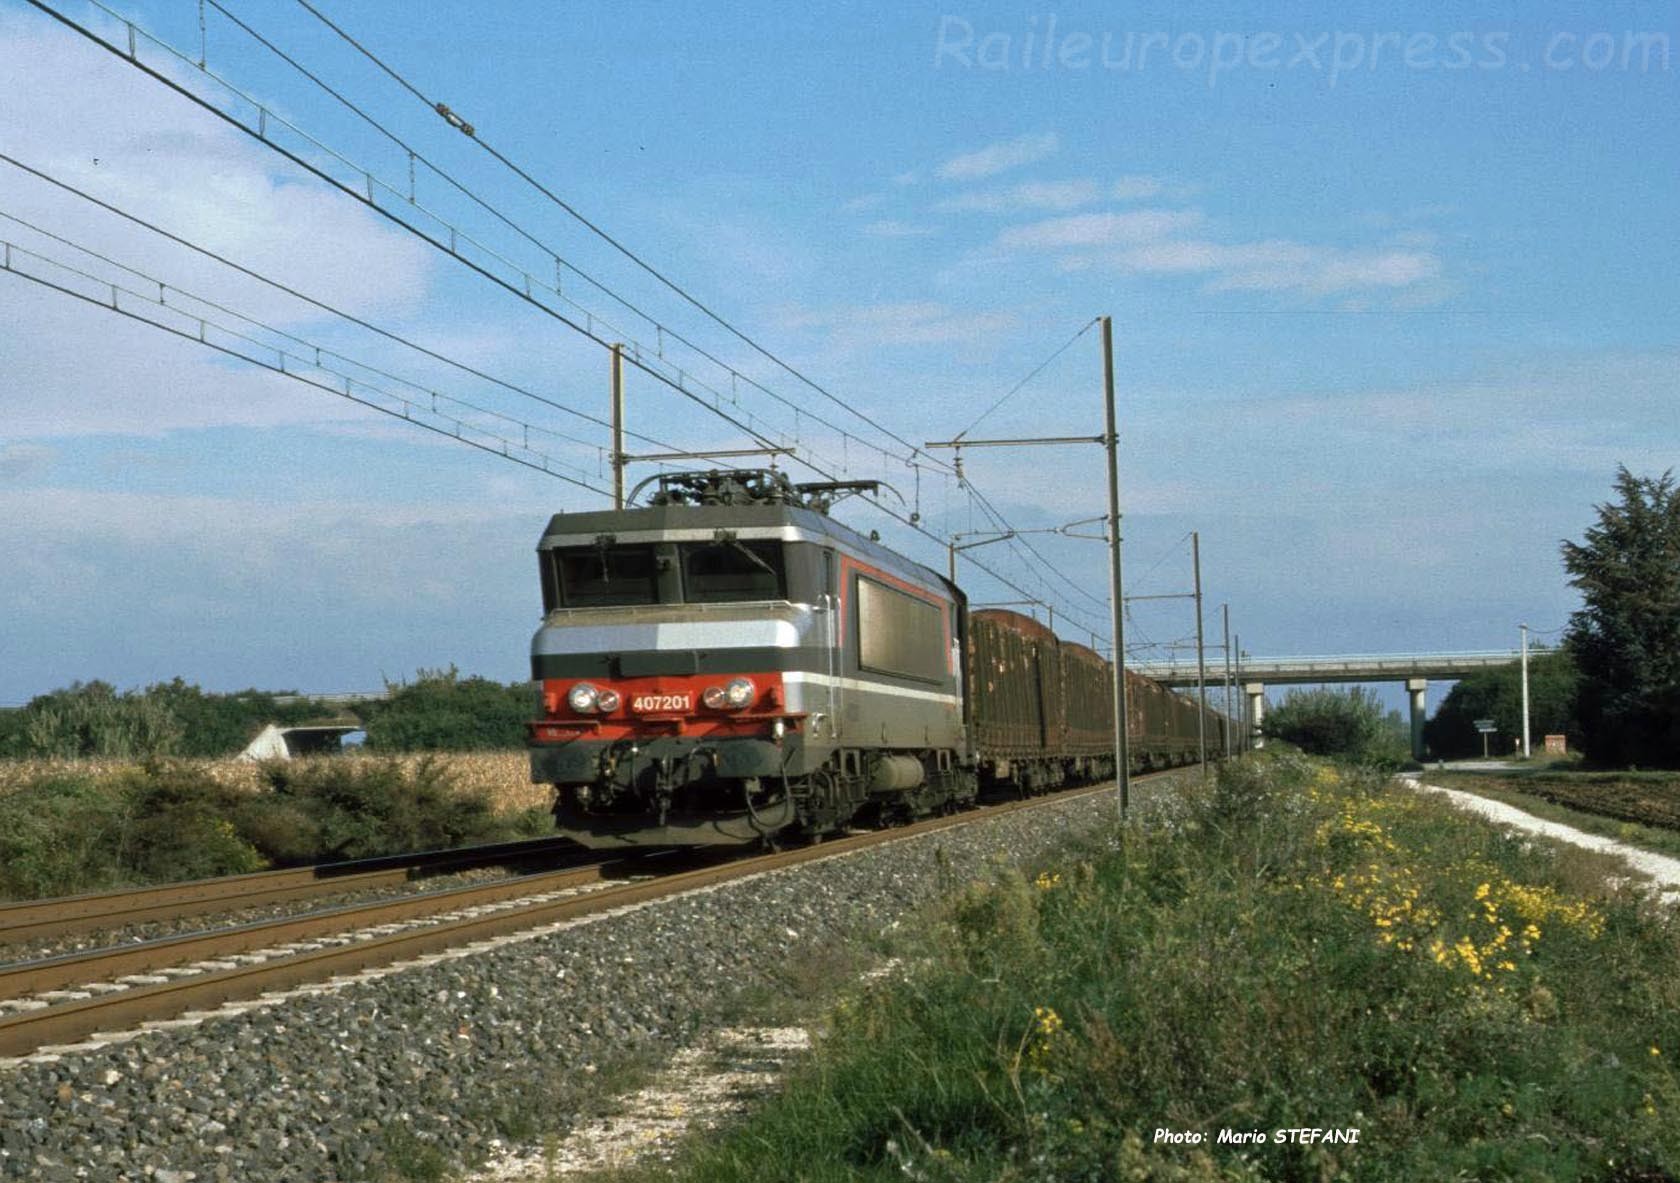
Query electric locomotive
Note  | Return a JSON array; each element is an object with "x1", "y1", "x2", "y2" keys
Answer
[{"x1": 527, "y1": 470, "x2": 975, "y2": 847}]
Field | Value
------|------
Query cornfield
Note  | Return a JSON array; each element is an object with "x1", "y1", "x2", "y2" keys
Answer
[{"x1": 0, "y1": 750, "x2": 551, "y2": 814}]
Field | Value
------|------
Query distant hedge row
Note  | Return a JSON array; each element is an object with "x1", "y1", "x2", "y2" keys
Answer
[
  {"x1": 0, "y1": 669, "x2": 537, "y2": 759},
  {"x1": 0, "y1": 757, "x2": 550, "y2": 901}
]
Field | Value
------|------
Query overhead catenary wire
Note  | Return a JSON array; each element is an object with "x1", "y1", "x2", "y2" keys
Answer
[
  {"x1": 26, "y1": 0, "x2": 1116, "y2": 641},
  {"x1": 954, "y1": 317, "x2": 1100, "y2": 442},
  {"x1": 0, "y1": 151, "x2": 683, "y2": 456},
  {"x1": 0, "y1": 205, "x2": 607, "y2": 462},
  {"x1": 935, "y1": 314, "x2": 1121, "y2": 622},
  {"x1": 1128, "y1": 531, "x2": 1194, "y2": 598},
  {"x1": 0, "y1": 232, "x2": 612, "y2": 495},
  {"x1": 286, "y1": 0, "x2": 956, "y2": 477},
  {"x1": 19, "y1": 0, "x2": 797, "y2": 462},
  {"x1": 967, "y1": 482, "x2": 1113, "y2": 615},
  {"x1": 23, "y1": 0, "x2": 805, "y2": 464},
  {"x1": 952, "y1": 491, "x2": 1116, "y2": 644},
  {"x1": 201, "y1": 0, "x2": 918, "y2": 477}
]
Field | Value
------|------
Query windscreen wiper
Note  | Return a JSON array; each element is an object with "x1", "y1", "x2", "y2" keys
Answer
[{"x1": 711, "y1": 529, "x2": 776, "y2": 575}]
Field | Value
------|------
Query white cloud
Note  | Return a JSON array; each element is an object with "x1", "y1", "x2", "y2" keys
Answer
[
  {"x1": 996, "y1": 209, "x2": 1204, "y2": 250},
  {"x1": 0, "y1": 442, "x2": 56, "y2": 481},
  {"x1": 0, "y1": 484, "x2": 557, "y2": 616},
  {"x1": 0, "y1": 293, "x2": 375, "y2": 438},
  {"x1": 782, "y1": 301, "x2": 1014, "y2": 347},
  {"x1": 994, "y1": 202, "x2": 1444, "y2": 298},
  {"x1": 0, "y1": 9, "x2": 441, "y2": 441},
  {"x1": 862, "y1": 219, "x2": 940, "y2": 239},
  {"x1": 1115, "y1": 238, "x2": 1442, "y2": 296},
  {"x1": 1251, "y1": 351, "x2": 1679, "y2": 474},
  {"x1": 1111, "y1": 175, "x2": 1165, "y2": 200},
  {"x1": 935, "y1": 180, "x2": 1100, "y2": 214},
  {"x1": 936, "y1": 133, "x2": 1060, "y2": 182},
  {"x1": 0, "y1": 485, "x2": 549, "y2": 695},
  {"x1": 0, "y1": 18, "x2": 432, "y2": 326},
  {"x1": 1389, "y1": 228, "x2": 1441, "y2": 249}
]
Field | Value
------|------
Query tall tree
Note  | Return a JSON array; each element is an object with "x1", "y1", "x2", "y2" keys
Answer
[
  {"x1": 1423, "y1": 650, "x2": 1579, "y2": 759},
  {"x1": 1561, "y1": 468, "x2": 1680, "y2": 767}
]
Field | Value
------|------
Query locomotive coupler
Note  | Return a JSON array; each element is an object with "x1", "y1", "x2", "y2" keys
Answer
[
  {"x1": 596, "y1": 741, "x2": 637, "y2": 802},
  {"x1": 653, "y1": 756, "x2": 676, "y2": 826}
]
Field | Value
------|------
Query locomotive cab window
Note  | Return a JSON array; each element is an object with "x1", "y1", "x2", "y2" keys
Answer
[
  {"x1": 553, "y1": 544, "x2": 660, "y2": 607},
  {"x1": 680, "y1": 540, "x2": 786, "y2": 603}
]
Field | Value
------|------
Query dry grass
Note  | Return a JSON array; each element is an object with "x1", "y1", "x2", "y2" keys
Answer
[{"x1": 0, "y1": 750, "x2": 550, "y2": 814}]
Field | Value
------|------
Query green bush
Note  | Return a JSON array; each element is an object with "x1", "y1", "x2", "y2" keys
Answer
[
  {"x1": 1262, "y1": 686, "x2": 1409, "y2": 769},
  {"x1": 257, "y1": 757, "x2": 507, "y2": 861},
  {"x1": 0, "y1": 774, "x2": 131, "y2": 898},
  {"x1": 359, "y1": 668, "x2": 537, "y2": 752},
  {"x1": 118, "y1": 763, "x2": 267, "y2": 882},
  {"x1": 0, "y1": 757, "x2": 537, "y2": 899},
  {"x1": 8, "y1": 681, "x2": 183, "y2": 759},
  {"x1": 227, "y1": 794, "x2": 325, "y2": 866},
  {"x1": 141, "y1": 678, "x2": 341, "y2": 757},
  {"x1": 3, "y1": 670, "x2": 536, "y2": 759},
  {"x1": 0, "y1": 678, "x2": 342, "y2": 759}
]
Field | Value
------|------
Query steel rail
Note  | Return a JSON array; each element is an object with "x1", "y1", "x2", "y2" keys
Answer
[
  {"x1": 0, "y1": 835, "x2": 600, "y2": 946},
  {"x1": 0, "y1": 773, "x2": 1181, "y2": 1059},
  {"x1": 0, "y1": 853, "x2": 681, "y2": 1001}
]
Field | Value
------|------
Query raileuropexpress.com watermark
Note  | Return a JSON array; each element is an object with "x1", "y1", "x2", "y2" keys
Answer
[{"x1": 933, "y1": 18, "x2": 1672, "y2": 87}]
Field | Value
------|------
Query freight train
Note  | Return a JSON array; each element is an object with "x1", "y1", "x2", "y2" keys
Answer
[{"x1": 526, "y1": 470, "x2": 1221, "y2": 848}]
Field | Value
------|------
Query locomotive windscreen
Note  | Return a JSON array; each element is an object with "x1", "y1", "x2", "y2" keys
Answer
[
  {"x1": 546, "y1": 540, "x2": 789, "y2": 608},
  {"x1": 680, "y1": 540, "x2": 786, "y2": 602},
  {"x1": 553, "y1": 544, "x2": 659, "y2": 607}
]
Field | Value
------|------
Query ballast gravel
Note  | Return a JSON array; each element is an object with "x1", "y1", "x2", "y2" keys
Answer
[{"x1": 0, "y1": 783, "x2": 1162, "y2": 1182}]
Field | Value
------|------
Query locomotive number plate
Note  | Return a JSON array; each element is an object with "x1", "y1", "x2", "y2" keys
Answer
[{"x1": 630, "y1": 693, "x2": 693, "y2": 713}]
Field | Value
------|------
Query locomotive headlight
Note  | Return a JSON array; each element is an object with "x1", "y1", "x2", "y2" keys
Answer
[
  {"x1": 724, "y1": 677, "x2": 756, "y2": 708},
  {"x1": 595, "y1": 688, "x2": 621, "y2": 713},
  {"x1": 702, "y1": 685, "x2": 727, "y2": 709},
  {"x1": 567, "y1": 682, "x2": 599, "y2": 713}
]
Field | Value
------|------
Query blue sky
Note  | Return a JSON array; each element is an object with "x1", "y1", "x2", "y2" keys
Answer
[{"x1": 0, "y1": 0, "x2": 1675, "y2": 711}]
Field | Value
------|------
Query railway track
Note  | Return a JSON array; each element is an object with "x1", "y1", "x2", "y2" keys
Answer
[
  {"x1": 0, "y1": 776, "x2": 1161, "y2": 1061},
  {"x1": 0, "y1": 833, "x2": 600, "y2": 946},
  {"x1": 0, "y1": 853, "x2": 674, "y2": 1004}
]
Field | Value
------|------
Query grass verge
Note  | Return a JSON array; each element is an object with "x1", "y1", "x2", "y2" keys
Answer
[
  {"x1": 612, "y1": 753, "x2": 1680, "y2": 1182},
  {"x1": 1426, "y1": 773, "x2": 1680, "y2": 864},
  {"x1": 1429, "y1": 766, "x2": 1680, "y2": 833}
]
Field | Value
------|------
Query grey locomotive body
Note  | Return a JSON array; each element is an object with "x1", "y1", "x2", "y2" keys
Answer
[{"x1": 527, "y1": 471, "x2": 972, "y2": 847}]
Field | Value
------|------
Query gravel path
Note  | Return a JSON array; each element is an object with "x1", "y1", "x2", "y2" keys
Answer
[
  {"x1": 468, "y1": 1026, "x2": 812, "y2": 1179},
  {"x1": 1403, "y1": 774, "x2": 1680, "y2": 894},
  {"x1": 0, "y1": 782, "x2": 1157, "y2": 1182}
]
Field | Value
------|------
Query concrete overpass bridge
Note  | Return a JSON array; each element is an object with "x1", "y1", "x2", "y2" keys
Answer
[{"x1": 1129, "y1": 651, "x2": 1524, "y2": 760}]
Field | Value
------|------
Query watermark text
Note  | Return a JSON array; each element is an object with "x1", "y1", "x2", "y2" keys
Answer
[{"x1": 934, "y1": 18, "x2": 1671, "y2": 86}]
